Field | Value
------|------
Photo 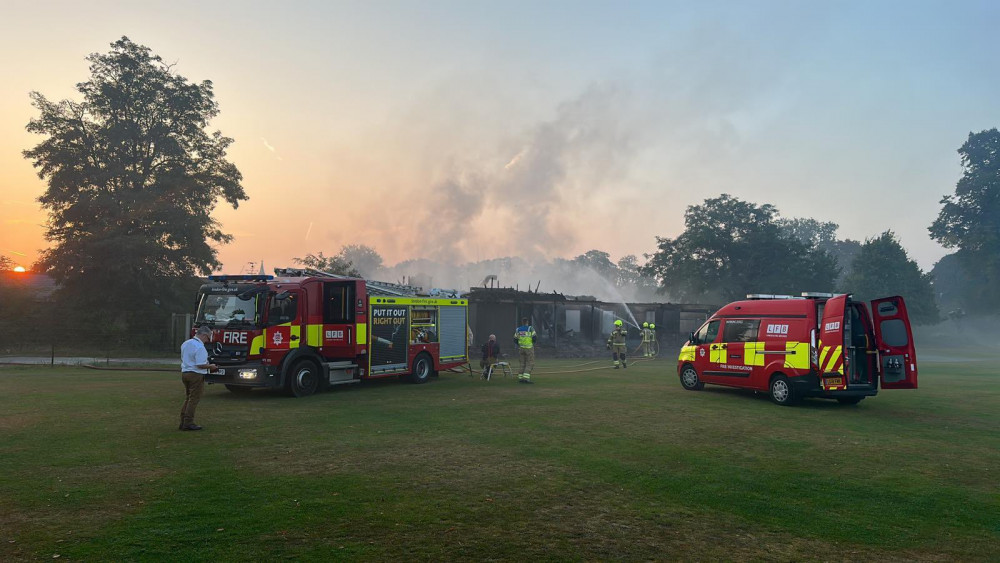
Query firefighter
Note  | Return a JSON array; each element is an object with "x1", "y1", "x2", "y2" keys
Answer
[
  {"x1": 641, "y1": 322, "x2": 651, "y2": 357},
  {"x1": 649, "y1": 323, "x2": 656, "y2": 357},
  {"x1": 513, "y1": 316, "x2": 536, "y2": 384},
  {"x1": 607, "y1": 319, "x2": 628, "y2": 369}
]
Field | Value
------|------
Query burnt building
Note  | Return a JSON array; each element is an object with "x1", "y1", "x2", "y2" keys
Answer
[{"x1": 466, "y1": 287, "x2": 714, "y2": 357}]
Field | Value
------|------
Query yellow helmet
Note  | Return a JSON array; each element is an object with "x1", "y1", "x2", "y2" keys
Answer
[
  {"x1": 614, "y1": 319, "x2": 623, "y2": 327},
  {"x1": 650, "y1": 323, "x2": 656, "y2": 329},
  {"x1": 642, "y1": 322, "x2": 649, "y2": 328}
]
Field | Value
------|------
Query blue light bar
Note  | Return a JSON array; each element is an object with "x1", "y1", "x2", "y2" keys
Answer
[{"x1": 208, "y1": 275, "x2": 274, "y2": 282}]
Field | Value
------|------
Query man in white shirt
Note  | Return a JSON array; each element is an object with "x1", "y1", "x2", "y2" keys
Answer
[{"x1": 179, "y1": 326, "x2": 218, "y2": 431}]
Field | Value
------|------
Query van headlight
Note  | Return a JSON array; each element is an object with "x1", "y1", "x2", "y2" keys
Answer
[{"x1": 238, "y1": 369, "x2": 258, "y2": 380}]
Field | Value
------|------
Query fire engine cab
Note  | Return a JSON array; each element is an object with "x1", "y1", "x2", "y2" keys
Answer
[
  {"x1": 677, "y1": 293, "x2": 917, "y2": 406},
  {"x1": 194, "y1": 268, "x2": 469, "y2": 397}
]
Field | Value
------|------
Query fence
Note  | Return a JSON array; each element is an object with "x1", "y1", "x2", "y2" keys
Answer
[{"x1": 0, "y1": 311, "x2": 193, "y2": 362}]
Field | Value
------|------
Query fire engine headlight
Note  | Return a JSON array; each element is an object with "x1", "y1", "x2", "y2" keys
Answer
[{"x1": 238, "y1": 369, "x2": 258, "y2": 380}]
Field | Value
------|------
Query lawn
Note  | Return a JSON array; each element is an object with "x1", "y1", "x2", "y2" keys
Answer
[{"x1": 1, "y1": 350, "x2": 997, "y2": 561}]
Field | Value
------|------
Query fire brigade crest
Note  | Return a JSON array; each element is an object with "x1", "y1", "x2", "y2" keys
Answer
[
  {"x1": 272, "y1": 331, "x2": 284, "y2": 346},
  {"x1": 699, "y1": 348, "x2": 705, "y2": 357}
]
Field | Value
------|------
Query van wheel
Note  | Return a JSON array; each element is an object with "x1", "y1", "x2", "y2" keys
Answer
[
  {"x1": 680, "y1": 365, "x2": 704, "y2": 391},
  {"x1": 837, "y1": 397, "x2": 864, "y2": 405},
  {"x1": 408, "y1": 354, "x2": 433, "y2": 384},
  {"x1": 769, "y1": 374, "x2": 799, "y2": 406},
  {"x1": 287, "y1": 359, "x2": 320, "y2": 397}
]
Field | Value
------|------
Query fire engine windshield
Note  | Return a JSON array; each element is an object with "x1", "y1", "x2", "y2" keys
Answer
[{"x1": 196, "y1": 293, "x2": 260, "y2": 327}]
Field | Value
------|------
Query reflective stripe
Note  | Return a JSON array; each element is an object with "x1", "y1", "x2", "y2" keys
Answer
[
  {"x1": 306, "y1": 324, "x2": 322, "y2": 347},
  {"x1": 784, "y1": 341, "x2": 809, "y2": 370},
  {"x1": 678, "y1": 345, "x2": 696, "y2": 362},
  {"x1": 710, "y1": 347, "x2": 727, "y2": 363},
  {"x1": 743, "y1": 342, "x2": 765, "y2": 366}
]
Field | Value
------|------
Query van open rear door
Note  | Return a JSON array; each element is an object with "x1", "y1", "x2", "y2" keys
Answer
[
  {"x1": 871, "y1": 296, "x2": 918, "y2": 389},
  {"x1": 818, "y1": 294, "x2": 847, "y2": 390}
]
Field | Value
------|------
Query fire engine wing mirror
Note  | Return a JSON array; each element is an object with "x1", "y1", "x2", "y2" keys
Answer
[{"x1": 689, "y1": 331, "x2": 697, "y2": 344}]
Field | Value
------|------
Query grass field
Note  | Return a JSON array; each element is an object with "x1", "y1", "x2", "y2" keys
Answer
[{"x1": 1, "y1": 349, "x2": 997, "y2": 561}]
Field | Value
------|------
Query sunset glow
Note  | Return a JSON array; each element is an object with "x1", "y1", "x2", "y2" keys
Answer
[
  {"x1": 12, "y1": 266, "x2": 26, "y2": 272},
  {"x1": 1, "y1": 1, "x2": 998, "y2": 274}
]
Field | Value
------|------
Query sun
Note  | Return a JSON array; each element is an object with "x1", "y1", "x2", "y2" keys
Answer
[{"x1": 13, "y1": 266, "x2": 26, "y2": 273}]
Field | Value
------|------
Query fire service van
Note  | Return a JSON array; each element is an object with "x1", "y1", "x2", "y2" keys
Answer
[
  {"x1": 677, "y1": 293, "x2": 917, "y2": 406},
  {"x1": 195, "y1": 268, "x2": 469, "y2": 397}
]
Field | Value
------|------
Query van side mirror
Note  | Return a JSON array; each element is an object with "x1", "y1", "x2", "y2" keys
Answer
[{"x1": 689, "y1": 331, "x2": 697, "y2": 344}]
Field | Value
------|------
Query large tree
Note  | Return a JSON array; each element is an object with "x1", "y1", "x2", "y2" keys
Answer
[
  {"x1": 777, "y1": 217, "x2": 862, "y2": 285},
  {"x1": 841, "y1": 231, "x2": 938, "y2": 324},
  {"x1": 642, "y1": 194, "x2": 839, "y2": 302},
  {"x1": 23, "y1": 37, "x2": 245, "y2": 325},
  {"x1": 337, "y1": 244, "x2": 383, "y2": 279},
  {"x1": 294, "y1": 252, "x2": 362, "y2": 277},
  {"x1": 573, "y1": 250, "x2": 618, "y2": 282},
  {"x1": 929, "y1": 128, "x2": 1000, "y2": 312}
]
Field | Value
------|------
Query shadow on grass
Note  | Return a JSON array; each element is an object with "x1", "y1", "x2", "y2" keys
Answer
[
  {"x1": 699, "y1": 385, "x2": 861, "y2": 409},
  {"x1": 205, "y1": 374, "x2": 432, "y2": 402}
]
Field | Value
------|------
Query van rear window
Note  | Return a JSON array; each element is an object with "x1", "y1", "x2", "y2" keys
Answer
[
  {"x1": 723, "y1": 320, "x2": 760, "y2": 342},
  {"x1": 880, "y1": 319, "x2": 908, "y2": 347}
]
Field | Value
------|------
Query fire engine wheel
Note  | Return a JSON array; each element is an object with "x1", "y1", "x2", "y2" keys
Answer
[
  {"x1": 287, "y1": 360, "x2": 320, "y2": 397},
  {"x1": 408, "y1": 354, "x2": 433, "y2": 384},
  {"x1": 769, "y1": 374, "x2": 800, "y2": 406},
  {"x1": 680, "y1": 365, "x2": 704, "y2": 391}
]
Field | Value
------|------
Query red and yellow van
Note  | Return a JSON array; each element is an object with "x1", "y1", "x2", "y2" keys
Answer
[{"x1": 677, "y1": 293, "x2": 917, "y2": 406}]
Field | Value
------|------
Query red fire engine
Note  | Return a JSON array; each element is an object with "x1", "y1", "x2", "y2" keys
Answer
[
  {"x1": 196, "y1": 268, "x2": 469, "y2": 397},
  {"x1": 677, "y1": 292, "x2": 917, "y2": 406}
]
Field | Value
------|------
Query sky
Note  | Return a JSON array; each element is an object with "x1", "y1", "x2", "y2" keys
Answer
[{"x1": 1, "y1": 0, "x2": 998, "y2": 276}]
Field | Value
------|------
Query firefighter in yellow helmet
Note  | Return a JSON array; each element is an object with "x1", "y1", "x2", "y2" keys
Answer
[
  {"x1": 607, "y1": 319, "x2": 628, "y2": 369},
  {"x1": 649, "y1": 323, "x2": 657, "y2": 357},
  {"x1": 513, "y1": 316, "x2": 536, "y2": 384},
  {"x1": 641, "y1": 322, "x2": 651, "y2": 357}
]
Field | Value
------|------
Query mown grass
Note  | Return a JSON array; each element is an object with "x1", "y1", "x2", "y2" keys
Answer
[{"x1": 1, "y1": 348, "x2": 997, "y2": 561}]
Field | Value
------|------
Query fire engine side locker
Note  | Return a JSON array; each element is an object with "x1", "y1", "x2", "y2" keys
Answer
[{"x1": 368, "y1": 298, "x2": 412, "y2": 377}]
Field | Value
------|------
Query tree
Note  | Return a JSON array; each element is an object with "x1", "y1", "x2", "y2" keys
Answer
[
  {"x1": 0, "y1": 255, "x2": 13, "y2": 272},
  {"x1": 572, "y1": 250, "x2": 618, "y2": 282},
  {"x1": 841, "y1": 231, "x2": 938, "y2": 324},
  {"x1": 777, "y1": 217, "x2": 862, "y2": 285},
  {"x1": 337, "y1": 244, "x2": 383, "y2": 279},
  {"x1": 929, "y1": 128, "x2": 1000, "y2": 312},
  {"x1": 615, "y1": 254, "x2": 657, "y2": 292},
  {"x1": 23, "y1": 37, "x2": 246, "y2": 331},
  {"x1": 294, "y1": 252, "x2": 361, "y2": 277},
  {"x1": 641, "y1": 194, "x2": 839, "y2": 302},
  {"x1": 930, "y1": 253, "x2": 972, "y2": 316}
]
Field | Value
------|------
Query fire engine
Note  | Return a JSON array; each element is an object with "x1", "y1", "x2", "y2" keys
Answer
[
  {"x1": 195, "y1": 268, "x2": 469, "y2": 397},
  {"x1": 677, "y1": 292, "x2": 917, "y2": 406}
]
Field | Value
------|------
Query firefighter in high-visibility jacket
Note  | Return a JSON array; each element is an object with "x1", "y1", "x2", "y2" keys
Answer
[
  {"x1": 641, "y1": 322, "x2": 651, "y2": 357},
  {"x1": 513, "y1": 317, "x2": 536, "y2": 384},
  {"x1": 607, "y1": 319, "x2": 628, "y2": 369},
  {"x1": 649, "y1": 323, "x2": 657, "y2": 357}
]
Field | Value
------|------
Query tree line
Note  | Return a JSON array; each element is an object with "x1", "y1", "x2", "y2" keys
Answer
[{"x1": 3, "y1": 37, "x2": 997, "y2": 344}]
